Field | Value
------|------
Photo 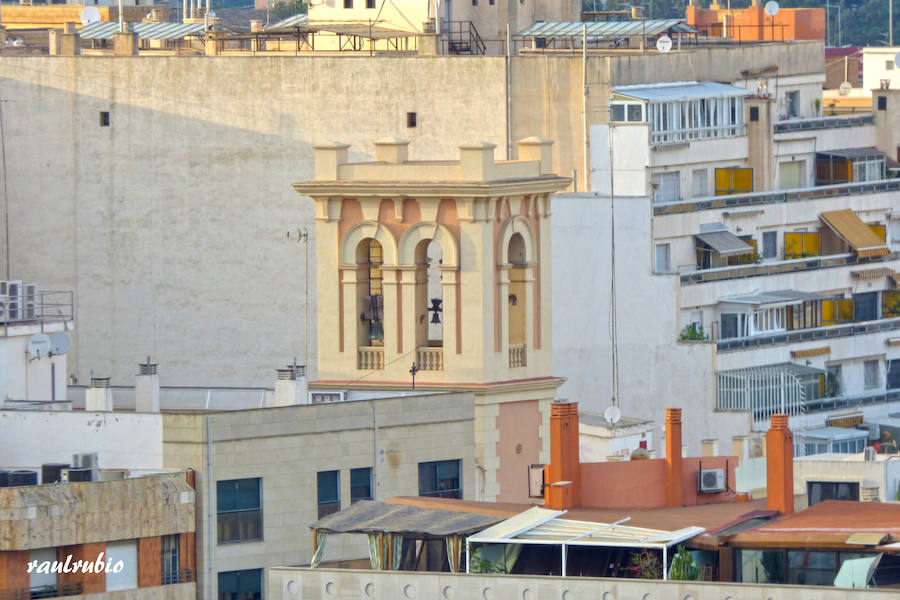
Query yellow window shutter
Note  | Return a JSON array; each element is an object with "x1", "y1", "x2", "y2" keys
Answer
[
  {"x1": 784, "y1": 232, "x2": 802, "y2": 259},
  {"x1": 869, "y1": 224, "x2": 886, "y2": 242},
  {"x1": 884, "y1": 290, "x2": 900, "y2": 318},
  {"x1": 715, "y1": 168, "x2": 732, "y2": 194},
  {"x1": 732, "y1": 168, "x2": 753, "y2": 193},
  {"x1": 802, "y1": 232, "x2": 821, "y2": 256},
  {"x1": 821, "y1": 300, "x2": 836, "y2": 326},
  {"x1": 837, "y1": 299, "x2": 854, "y2": 322}
]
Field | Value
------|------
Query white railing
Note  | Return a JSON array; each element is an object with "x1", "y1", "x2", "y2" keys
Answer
[
  {"x1": 509, "y1": 344, "x2": 527, "y2": 368},
  {"x1": 717, "y1": 365, "x2": 806, "y2": 429},
  {"x1": 357, "y1": 347, "x2": 384, "y2": 370},
  {"x1": 416, "y1": 347, "x2": 443, "y2": 371}
]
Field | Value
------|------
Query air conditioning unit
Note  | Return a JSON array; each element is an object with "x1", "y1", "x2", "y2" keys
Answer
[
  {"x1": 1, "y1": 280, "x2": 22, "y2": 321},
  {"x1": 698, "y1": 468, "x2": 725, "y2": 493},
  {"x1": 309, "y1": 391, "x2": 346, "y2": 404},
  {"x1": 23, "y1": 284, "x2": 36, "y2": 320},
  {"x1": 0, "y1": 295, "x2": 7, "y2": 322}
]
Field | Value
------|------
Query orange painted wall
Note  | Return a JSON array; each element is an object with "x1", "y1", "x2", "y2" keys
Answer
[
  {"x1": 178, "y1": 532, "x2": 196, "y2": 574},
  {"x1": 58, "y1": 543, "x2": 106, "y2": 595},
  {"x1": 496, "y1": 400, "x2": 544, "y2": 504},
  {"x1": 0, "y1": 550, "x2": 31, "y2": 590},
  {"x1": 686, "y1": 6, "x2": 824, "y2": 41},
  {"x1": 579, "y1": 456, "x2": 739, "y2": 509},
  {"x1": 138, "y1": 537, "x2": 162, "y2": 588}
]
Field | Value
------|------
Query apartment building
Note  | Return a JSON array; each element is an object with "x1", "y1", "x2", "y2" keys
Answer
[
  {"x1": 554, "y1": 76, "x2": 900, "y2": 453},
  {"x1": 0, "y1": 471, "x2": 195, "y2": 600}
]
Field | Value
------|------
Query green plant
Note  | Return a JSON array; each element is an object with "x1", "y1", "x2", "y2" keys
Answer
[
  {"x1": 469, "y1": 548, "x2": 508, "y2": 574},
  {"x1": 679, "y1": 323, "x2": 707, "y2": 341},
  {"x1": 669, "y1": 545, "x2": 700, "y2": 581},
  {"x1": 629, "y1": 549, "x2": 662, "y2": 579}
]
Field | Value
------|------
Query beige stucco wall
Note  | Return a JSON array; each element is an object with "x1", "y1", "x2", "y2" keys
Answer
[
  {"x1": 0, "y1": 472, "x2": 194, "y2": 550},
  {"x1": 74, "y1": 583, "x2": 195, "y2": 600},
  {"x1": 0, "y1": 322, "x2": 70, "y2": 405}
]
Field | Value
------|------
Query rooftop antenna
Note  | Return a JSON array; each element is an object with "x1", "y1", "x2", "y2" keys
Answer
[{"x1": 409, "y1": 363, "x2": 418, "y2": 390}]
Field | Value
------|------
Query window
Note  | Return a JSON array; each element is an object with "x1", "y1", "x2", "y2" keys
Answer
[
  {"x1": 762, "y1": 231, "x2": 777, "y2": 259},
  {"x1": 317, "y1": 470, "x2": 340, "y2": 518},
  {"x1": 161, "y1": 534, "x2": 180, "y2": 585},
  {"x1": 343, "y1": 0, "x2": 352, "y2": 7},
  {"x1": 714, "y1": 167, "x2": 753, "y2": 196},
  {"x1": 783, "y1": 231, "x2": 819, "y2": 259},
  {"x1": 609, "y1": 102, "x2": 643, "y2": 123},
  {"x1": 647, "y1": 95, "x2": 745, "y2": 143},
  {"x1": 218, "y1": 569, "x2": 262, "y2": 600},
  {"x1": 350, "y1": 467, "x2": 372, "y2": 503},
  {"x1": 472, "y1": 0, "x2": 477, "y2": 5},
  {"x1": 217, "y1": 478, "x2": 262, "y2": 543},
  {"x1": 788, "y1": 551, "x2": 837, "y2": 585},
  {"x1": 105, "y1": 541, "x2": 138, "y2": 591},
  {"x1": 864, "y1": 360, "x2": 880, "y2": 389},
  {"x1": 30, "y1": 548, "x2": 57, "y2": 591},
  {"x1": 749, "y1": 106, "x2": 759, "y2": 121},
  {"x1": 652, "y1": 171, "x2": 679, "y2": 203},
  {"x1": 879, "y1": 96, "x2": 887, "y2": 111},
  {"x1": 854, "y1": 292, "x2": 878, "y2": 322},
  {"x1": 654, "y1": 243, "x2": 670, "y2": 273},
  {"x1": 418, "y1": 459, "x2": 461, "y2": 498},
  {"x1": 887, "y1": 60, "x2": 895, "y2": 71},
  {"x1": 407, "y1": 112, "x2": 417, "y2": 128},
  {"x1": 785, "y1": 90, "x2": 800, "y2": 118},
  {"x1": 807, "y1": 481, "x2": 859, "y2": 506},
  {"x1": 366, "y1": 0, "x2": 375, "y2": 6},
  {"x1": 826, "y1": 364, "x2": 842, "y2": 397},
  {"x1": 100, "y1": 111, "x2": 110, "y2": 127},
  {"x1": 888, "y1": 359, "x2": 900, "y2": 390},
  {"x1": 691, "y1": 168, "x2": 708, "y2": 198},
  {"x1": 736, "y1": 549, "x2": 785, "y2": 583}
]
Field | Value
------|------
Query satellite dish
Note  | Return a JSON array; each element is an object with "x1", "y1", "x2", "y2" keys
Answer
[
  {"x1": 656, "y1": 35, "x2": 673, "y2": 53},
  {"x1": 50, "y1": 331, "x2": 72, "y2": 356},
  {"x1": 81, "y1": 6, "x2": 101, "y2": 26},
  {"x1": 839, "y1": 81, "x2": 852, "y2": 96},
  {"x1": 605, "y1": 405, "x2": 622, "y2": 425},
  {"x1": 27, "y1": 333, "x2": 51, "y2": 358},
  {"x1": 764, "y1": 0, "x2": 779, "y2": 16},
  {"x1": 12, "y1": 38, "x2": 24, "y2": 46}
]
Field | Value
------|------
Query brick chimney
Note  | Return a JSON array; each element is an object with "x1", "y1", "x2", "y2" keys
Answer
[
  {"x1": 543, "y1": 401, "x2": 580, "y2": 510},
  {"x1": 665, "y1": 408, "x2": 683, "y2": 507},
  {"x1": 765, "y1": 414, "x2": 794, "y2": 514}
]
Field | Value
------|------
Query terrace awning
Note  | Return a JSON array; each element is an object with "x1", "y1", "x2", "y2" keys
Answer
[
  {"x1": 77, "y1": 21, "x2": 207, "y2": 41},
  {"x1": 718, "y1": 290, "x2": 827, "y2": 307},
  {"x1": 820, "y1": 209, "x2": 890, "y2": 258},
  {"x1": 515, "y1": 20, "x2": 697, "y2": 38},
  {"x1": 695, "y1": 230, "x2": 753, "y2": 257},
  {"x1": 613, "y1": 81, "x2": 751, "y2": 103},
  {"x1": 310, "y1": 500, "x2": 503, "y2": 537}
]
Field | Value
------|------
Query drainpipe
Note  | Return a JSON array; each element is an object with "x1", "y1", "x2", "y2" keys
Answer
[
  {"x1": 206, "y1": 415, "x2": 216, "y2": 600},
  {"x1": 372, "y1": 400, "x2": 379, "y2": 500},
  {"x1": 582, "y1": 23, "x2": 590, "y2": 191},
  {"x1": 506, "y1": 24, "x2": 512, "y2": 159}
]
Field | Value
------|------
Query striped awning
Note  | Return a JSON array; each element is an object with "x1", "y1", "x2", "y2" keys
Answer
[
  {"x1": 695, "y1": 230, "x2": 753, "y2": 256},
  {"x1": 851, "y1": 267, "x2": 895, "y2": 280},
  {"x1": 820, "y1": 210, "x2": 890, "y2": 258},
  {"x1": 77, "y1": 21, "x2": 207, "y2": 41}
]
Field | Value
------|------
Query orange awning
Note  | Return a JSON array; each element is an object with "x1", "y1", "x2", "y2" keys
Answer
[{"x1": 820, "y1": 210, "x2": 890, "y2": 258}]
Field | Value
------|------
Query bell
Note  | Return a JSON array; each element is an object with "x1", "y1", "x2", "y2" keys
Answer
[{"x1": 430, "y1": 312, "x2": 441, "y2": 324}]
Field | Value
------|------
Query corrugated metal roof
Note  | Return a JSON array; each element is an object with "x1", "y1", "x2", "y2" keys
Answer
[
  {"x1": 264, "y1": 13, "x2": 309, "y2": 30},
  {"x1": 515, "y1": 20, "x2": 696, "y2": 38},
  {"x1": 614, "y1": 81, "x2": 752, "y2": 102},
  {"x1": 820, "y1": 209, "x2": 890, "y2": 258},
  {"x1": 695, "y1": 230, "x2": 753, "y2": 256},
  {"x1": 468, "y1": 507, "x2": 705, "y2": 549},
  {"x1": 78, "y1": 21, "x2": 207, "y2": 41},
  {"x1": 310, "y1": 500, "x2": 503, "y2": 537}
]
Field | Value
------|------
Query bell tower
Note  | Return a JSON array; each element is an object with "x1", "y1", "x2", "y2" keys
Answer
[{"x1": 294, "y1": 137, "x2": 571, "y2": 502}]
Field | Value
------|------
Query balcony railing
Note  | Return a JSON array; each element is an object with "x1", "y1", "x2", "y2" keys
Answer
[
  {"x1": 162, "y1": 569, "x2": 194, "y2": 585},
  {"x1": 357, "y1": 347, "x2": 384, "y2": 370},
  {"x1": 1, "y1": 290, "x2": 74, "y2": 336},
  {"x1": 0, "y1": 583, "x2": 83, "y2": 600},
  {"x1": 509, "y1": 344, "x2": 527, "y2": 368},
  {"x1": 803, "y1": 387, "x2": 900, "y2": 414},
  {"x1": 654, "y1": 178, "x2": 900, "y2": 216},
  {"x1": 774, "y1": 113, "x2": 874, "y2": 133},
  {"x1": 416, "y1": 347, "x2": 443, "y2": 371},
  {"x1": 717, "y1": 317, "x2": 900, "y2": 352},
  {"x1": 680, "y1": 252, "x2": 898, "y2": 286}
]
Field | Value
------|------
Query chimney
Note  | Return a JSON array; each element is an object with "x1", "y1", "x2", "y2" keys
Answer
[
  {"x1": 135, "y1": 357, "x2": 159, "y2": 413},
  {"x1": 374, "y1": 138, "x2": 410, "y2": 164},
  {"x1": 85, "y1": 376, "x2": 113, "y2": 412},
  {"x1": 458, "y1": 141, "x2": 497, "y2": 181},
  {"x1": 271, "y1": 361, "x2": 308, "y2": 407},
  {"x1": 765, "y1": 414, "x2": 794, "y2": 514},
  {"x1": 665, "y1": 408, "x2": 683, "y2": 507},
  {"x1": 113, "y1": 24, "x2": 138, "y2": 56},
  {"x1": 516, "y1": 137, "x2": 554, "y2": 175},
  {"x1": 313, "y1": 142, "x2": 350, "y2": 180},
  {"x1": 543, "y1": 401, "x2": 580, "y2": 510}
]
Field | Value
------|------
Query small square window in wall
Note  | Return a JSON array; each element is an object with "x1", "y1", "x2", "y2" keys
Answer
[
  {"x1": 879, "y1": 96, "x2": 887, "y2": 111},
  {"x1": 472, "y1": 0, "x2": 477, "y2": 5},
  {"x1": 407, "y1": 112, "x2": 417, "y2": 128},
  {"x1": 100, "y1": 111, "x2": 110, "y2": 127},
  {"x1": 366, "y1": 0, "x2": 375, "y2": 7},
  {"x1": 344, "y1": 0, "x2": 352, "y2": 8},
  {"x1": 749, "y1": 106, "x2": 759, "y2": 122}
]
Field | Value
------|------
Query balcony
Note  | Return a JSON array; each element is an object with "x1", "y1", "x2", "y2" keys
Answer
[
  {"x1": 162, "y1": 569, "x2": 194, "y2": 585},
  {"x1": 357, "y1": 347, "x2": 384, "y2": 370},
  {"x1": 717, "y1": 317, "x2": 900, "y2": 352},
  {"x1": 509, "y1": 344, "x2": 527, "y2": 368},
  {"x1": 773, "y1": 113, "x2": 874, "y2": 134},
  {"x1": 416, "y1": 347, "x2": 443, "y2": 371},
  {"x1": 680, "y1": 252, "x2": 898, "y2": 286},
  {"x1": 0, "y1": 583, "x2": 82, "y2": 600},
  {"x1": 1, "y1": 289, "x2": 74, "y2": 335},
  {"x1": 653, "y1": 178, "x2": 900, "y2": 216}
]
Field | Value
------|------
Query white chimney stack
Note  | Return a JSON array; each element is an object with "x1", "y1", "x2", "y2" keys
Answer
[
  {"x1": 135, "y1": 357, "x2": 160, "y2": 413},
  {"x1": 271, "y1": 360, "x2": 308, "y2": 407},
  {"x1": 85, "y1": 376, "x2": 113, "y2": 412}
]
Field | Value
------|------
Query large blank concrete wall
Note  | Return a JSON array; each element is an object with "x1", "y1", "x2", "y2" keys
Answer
[{"x1": 0, "y1": 56, "x2": 507, "y2": 387}]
